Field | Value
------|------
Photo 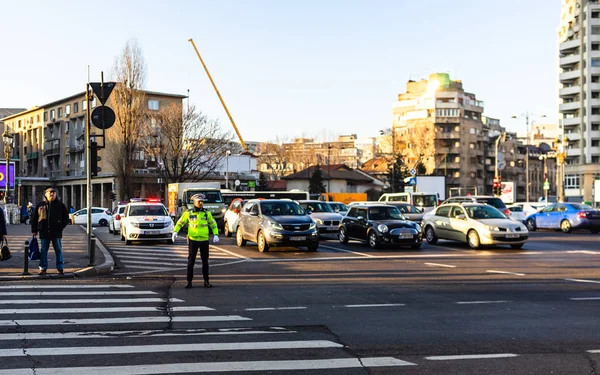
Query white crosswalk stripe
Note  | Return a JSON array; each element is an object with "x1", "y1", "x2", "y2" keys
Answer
[{"x1": 0, "y1": 283, "x2": 416, "y2": 373}]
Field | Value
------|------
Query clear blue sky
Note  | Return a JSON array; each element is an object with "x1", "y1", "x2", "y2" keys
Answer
[{"x1": 0, "y1": 0, "x2": 560, "y2": 142}]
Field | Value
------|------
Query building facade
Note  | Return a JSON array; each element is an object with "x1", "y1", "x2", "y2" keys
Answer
[{"x1": 558, "y1": 0, "x2": 600, "y2": 202}]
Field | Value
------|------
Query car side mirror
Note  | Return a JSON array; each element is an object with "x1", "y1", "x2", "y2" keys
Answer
[
  {"x1": 250, "y1": 211, "x2": 258, "y2": 216},
  {"x1": 177, "y1": 199, "x2": 182, "y2": 207},
  {"x1": 306, "y1": 209, "x2": 312, "y2": 214},
  {"x1": 456, "y1": 214, "x2": 466, "y2": 220}
]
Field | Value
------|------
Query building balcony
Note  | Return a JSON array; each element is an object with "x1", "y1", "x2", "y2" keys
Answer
[
  {"x1": 444, "y1": 162, "x2": 461, "y2": 169},
  {"x1": 559, "y1": 70, "x2": 581, "y2": 82},
  {"x1": 434, "y1": 116, "x2": 461, "y2": 124},
  {"x1": 562, "y1": 117, "x2": 581, "y2": 126},
  {"x1": 26, "y1": 152, "x2": 40, "y2": 160},
  {"x1": 559, "y1": 39, "x2": 580, "y2": 52},
  {"x1": 435, "y1": 102, "x2": 459, "y2": 109},
  {"x1": 559, "y1": 54, "x2": 580, "y2": 67},
  {"x1": 559, "y1": 101, "x2": 581, "y2": 112},
  {"x1": 559, "y1": 86, "x2": 580, "y2": 97},
  {"x1": 567, "y1": 148, "x2": 582, "y2": 157},
  {"x1": 437, "y1": 132, "x2": 460, "y2": 139},
  {"x1": 69, "y1": 144, "x2": 84, "y2": 153},
  {"x1": 43, "y1": 148, "x2": 60, "y2": 156}
]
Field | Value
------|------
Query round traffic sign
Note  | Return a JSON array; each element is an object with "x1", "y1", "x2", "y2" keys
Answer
[
  {"x1": 91, "y1": 106, "x2": 116, "y2": 129},
  {"x1": 410, "y1": 168, "x2": 417, "y2": 175},
  {"x1": 234, "y1": 179, "x2": 241, "y2": 186}
]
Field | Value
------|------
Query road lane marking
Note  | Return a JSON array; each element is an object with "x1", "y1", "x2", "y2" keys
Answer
[
  {"x1": 0, "y1": 306, "x2": 213, "y2": 314},
  {"x1": 567, "y1": 250, "x2": 600, "y2": 255},
  {"x1": 211, "y1": 245, "x2": 250, "y2": 259},
  {"x1": 571, "y1": 297, "x2": 600, "y2": 301},
  {"x1": 245, "y1": 307, "x2": 307, "y2": 311},
  {"x1": 455, "y1": 301, "x2": 511, "y2": 305},
  {"x1": 0, "y1": 285, "x2": 134, "y2": 289},
  {"x1": 117, "y1": 258, "x2": 189, "y2": 266},
  {"x1": 0, "y1": 357, "x2": 416, "y2": 374},
  {"x1": 0, "y1": 315, "x2": 251, "y2": 326},
  {"x1": 587, "y1": 349, "x2": 600, "y2": 353},
  {"x1": 343, "y1": 304, "x2": 405, "y2": 308},
  {"x1": 486, "y1": 270, "x2": 526, "y2": 276},
  {"x1": 0, "y1": 298, "x2": 184, "y2": 304},
  {"x1": 425, "y1": 262, "x2": 456, "y2": 268},
  {"x1": 0, "y1": 327, "x2": 296, "y2": 341},
  {"x1": 425, "y1": 353, "x2": 519, "y2": 360},
  {"x1": 0, "y1": 340, "x2": 343, "y2": 357},
  {"x1": 565, "y1": 278, "x2": 600, "y2": 284},
  {"x1": 1, "y1": 291, "x2": 157, "y2": 296},
  {"x1": 319, "y1": 245, "x2": 376, "y2": 257}
]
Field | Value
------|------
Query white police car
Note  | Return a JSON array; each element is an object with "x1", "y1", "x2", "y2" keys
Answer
[{"x1": 120, "y1": 198, "x2": 174, "y2": 245}]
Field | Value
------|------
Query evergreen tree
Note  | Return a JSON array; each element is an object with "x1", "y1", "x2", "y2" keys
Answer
[
  {"x1": 388, "y1": 154, "x2": 409, "y2": 193},
  {"x1": 257, "y1": 172, "x2": 270, "y2": 190},
  {"x1": 308, "y1": 166, "x2": 327, "y2": 194}
]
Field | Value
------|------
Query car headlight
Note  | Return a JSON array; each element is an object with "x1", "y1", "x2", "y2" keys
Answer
[
  {"x1": 377, "y1": 224, "x2": 388, "y2": 233},
  {"x1": 487, "y1": 225, "x2": 499, "y2": 232},
  {"x1": 131, "y1": 222, "x2": 139, "y2": 228},
  {"x1": 414, "y1": 224, "x2": 421, "y2": 232},
  {"x1": 520, "y1": 224, "x2": 527, "y2": 231},
  {"x1": 221, "y1": 208, "x2": 227, "y2": 213},
  {"x1": 268, "y1": 220, "x2": 283, "y2": 230},
  {"x1": 315, "y1": 219, "x2": 323, "y2": 225},
  {"x1": 309, "y1": 222, "x2": 317, "y2": 230}
]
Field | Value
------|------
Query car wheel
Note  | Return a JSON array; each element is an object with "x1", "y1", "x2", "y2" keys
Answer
[
  {"x1": 108, "y1": 224, "x2": 113, "y2": 234},
  {"x1": 526, "y1": 218, "x2": 536, "y2": 231},
  {"x1": 257, "y1": 231, "x2": 270, "y2": 252},
  {"x1": 425, "y1": 226, "x2": 438, "y2": 244},
  {"x1": 467, "y1": 230, "x2": 481, "y2": 249},
  {"x1": 99, "y1": 219, "x2": 108, "y2": 227},
  {"x1": 560, "y1": 219, "x2": 572, "y2": 233},
  {"x1": 236, "y1": 228, "x2": 247, "y2": 247},
  {"x1": 120, "y1": 230, "x2": 125, "y2": 242},
  {"x1": 224, "y1": 221, "x2": 232, "y2": 237},
  {"x1": 125, "y1": 230, "x2": 132, "y2": 246},
  {"x1": 510, "y1": 243, "x2": 524, "y2": 249},
  {"x1": 338, "y1": 227, "x2": 349, "y2": 244},
  {"x1": 307, "y1": 244, "x2": 318, "y2": 252},
  {"x1": 368, "y1": 231, "x2": 380, "y2": 249}
]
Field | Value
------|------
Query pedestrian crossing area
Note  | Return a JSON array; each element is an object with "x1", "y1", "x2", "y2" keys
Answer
[
  {"x1": 0, "y1": 283, "x2": 415, "y2": 374},
  {"x1": 105, "y1": 237, "x2": 247, "y2": 273}
]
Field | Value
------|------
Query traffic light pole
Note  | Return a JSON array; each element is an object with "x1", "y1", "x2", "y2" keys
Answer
[{"x1": 85, "y1": 83, "x2": 94, "y2": 264}]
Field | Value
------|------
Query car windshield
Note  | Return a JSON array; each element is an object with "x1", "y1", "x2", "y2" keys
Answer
[
  {"x1": 301, "y1": 202, "x2": 333, "y2": 213},
  {"x1": 413, "y1": 194, "x2": 438, "y2": 207},
  {"x1": 186, "y1": 190, "x2": 223, "y2": 204},
  {"x1": 330, "y1": 203, "x2": 348, "y2": 212},
  {"x1": 465, "y1": 205, "x2": 506, "y2": 220},
  {"x1": 260, "y1": 201, "x2": 304, "y2": 216},
  {"x1": 129, "y1": 205, "x2": 168, "y2": 216},
  {"x1": 397, "y1": 204, "x2": 421, "y2": 214},
  {"x1": 368, "y1": 206, "x2": 405, "y2": 220},
  {"x1": 479, "y1": 198, "x2": 506, "y2": 209},
  {"x1": 570, "y1": 203, "x2": 593, "y2": 211}
]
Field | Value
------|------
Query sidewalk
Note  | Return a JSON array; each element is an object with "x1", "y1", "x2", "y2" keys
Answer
[{"x1": 0, "y1": 223, "x2": 114, "y2": 280}]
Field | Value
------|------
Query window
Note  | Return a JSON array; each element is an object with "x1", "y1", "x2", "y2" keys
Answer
[
  {"x1": 592, "y1": 25, "x2": 600, "y2": 35},
  {"x1": 92, "y1": 97, "x2": 97, "y2": 108},
  {"x1": 593, "y1": 76, "x2": 600, "y2": 83},
  {"x1": 593, "y1": 123, "x2": 600, "y2": 131},
  {"x1": 65, "y1": 122, "x2": 70, "y2": 133},
  {"x1": 74, "y1": 102, "x2": 79, "y2": 113},
  {"x1": 44, "y1": 112, "x2": 48, "y2": 121},
  {"x1": 148, "y1": 100, "x2": 159, "y2": 110},
  {"x1": 36, "y1": 115, "x2": 40, "y2": 123},
  {"x1": 454, "y1": 156, "x2": 460, "y2": 162},
  {"x1": 82, "y1": 100, "x2": 87, "y2": 110},
  {"x1": 593, "y1": 92, "x2": 600, "y2": 99},
  {"x1": 593, "y1": 156, "x2": 599, "y2": 163},
  {"x1": 65, "y1": 105, "x2": 70, "y2": 115},
  {"x1": 57, "y1": 107, "x2": 62, "y2": 117},
  {"x1": 50, "y1": 110, "x2": 55, "y2": 120},
  {"x1": 454, "y1": 141, "x2": 460, "y2": 147},
  {"x1": 593, "y1": 43, "x2": 600, "y2": 51},
  {"x1": 592, "y1": 59, "x2": 600, "y2": 67},
  {"x1": 592, "y1": 139, "x2": 599, "y2": 147},
  {"x1": 593, "y1": 11, "x2": 600, "y2": 18},
  {"x1": 564, "y1": 175, "x2": 580, "y2": 189}
]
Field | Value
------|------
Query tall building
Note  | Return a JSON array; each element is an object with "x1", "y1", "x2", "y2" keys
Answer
[{"x1": 558, "y1": 0, "x2": 600, "y2": 202}]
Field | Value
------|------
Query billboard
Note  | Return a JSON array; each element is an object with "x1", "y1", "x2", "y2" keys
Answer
[
  {"x1": 0, "y1": 163, "x2": 15, "y2": 189},
  {"x1": 500, "y1": 181, "x2": 515, "y2": 204}
]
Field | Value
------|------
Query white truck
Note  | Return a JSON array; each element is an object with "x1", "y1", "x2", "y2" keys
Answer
[
  {"x1": 413, "y1": 175, "x2": 446, "y2": 201},
  {"x1": 167, "y1": 182, "x2": 226, "y2": 228}
]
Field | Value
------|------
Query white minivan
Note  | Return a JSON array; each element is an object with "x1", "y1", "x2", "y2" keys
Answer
[{"x1": 378, "y1": 192, "x2": 439, "y2": 213}]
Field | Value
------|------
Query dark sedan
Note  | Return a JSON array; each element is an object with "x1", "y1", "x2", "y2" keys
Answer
[
  {"x1": 338, "y1": 204, "x2": 422, "y2": 249},
  {"x1": 525, "y1": 203, "x2": 600, "y2": 233},
  {"x1": 384, "y1": 202, "x2": 425, "y2": 224}
]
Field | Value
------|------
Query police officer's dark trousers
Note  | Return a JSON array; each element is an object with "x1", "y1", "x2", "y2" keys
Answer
[{"x1": 187, "y1": 239, "x2": 210, "y2": 283}]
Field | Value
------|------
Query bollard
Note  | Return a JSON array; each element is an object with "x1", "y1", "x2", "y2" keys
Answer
[
  {"x1": 22, "y1": 240, "x2": 30, "y2": 276},
  {"x1": 88, "y1": 235, "x2": 96, "y2": 266}
]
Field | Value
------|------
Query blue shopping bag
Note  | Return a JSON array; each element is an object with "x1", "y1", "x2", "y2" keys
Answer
[{"x1": 28, "y1": 237, "x2": 40, "y2": 261}]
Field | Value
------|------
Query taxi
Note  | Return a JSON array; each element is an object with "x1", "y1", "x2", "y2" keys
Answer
[{"x1": 120, "y1": 198, "x2": 174, "y2": 245}]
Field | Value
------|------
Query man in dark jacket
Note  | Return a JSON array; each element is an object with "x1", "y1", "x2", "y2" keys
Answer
[{"x1": 31, "y1": 187, "x2": 69, "y2": 275}]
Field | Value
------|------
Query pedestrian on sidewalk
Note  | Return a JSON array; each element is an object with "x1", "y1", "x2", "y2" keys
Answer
[
  {"x1": 173, "y1": 193, "x2": 219, "y2": 288},
  {"x1": 0, "y1": 205, "x2": 7, "y2": 241},
  {"x1": 31, "y1": 187, "x2": 69, "y2": 275}
]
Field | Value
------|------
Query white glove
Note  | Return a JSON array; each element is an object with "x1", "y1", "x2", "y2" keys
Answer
[
  {"x1": 213, "y1": 235, "x2": 220, "y2": 244},
  {"x1": 172, "y1": 232, "x2": 177, "y2": 242}
]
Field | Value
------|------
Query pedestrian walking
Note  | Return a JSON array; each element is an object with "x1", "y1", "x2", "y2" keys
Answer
[
  {"x1": 173, "y1": 193, "x2": 219, "y2": 288},
  {"x1": 31, "y1": 187, "x2": 69, "y2": 275}
]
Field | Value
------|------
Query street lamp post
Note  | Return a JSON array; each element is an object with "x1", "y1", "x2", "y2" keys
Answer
[
  {"x1": 2, "y1": 126, "x2": 14, "y2": 205},
  {"x1": 225, "y1": 150, "x2": 231, "y2": 190},
  {"x1": 512, "y1": 112, "x2": 546, "y2": 202},
  {"x1": 539, "y1": 154, "x2": 549, "y2": 204}
]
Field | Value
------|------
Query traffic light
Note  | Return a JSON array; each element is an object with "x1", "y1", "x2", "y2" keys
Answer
[
  {"x1": 493, "y1": 176, "x2": 502, "y2": 196},
  {"x1": 90, "y1": 141, "x2": 101, "y2": 177},
  {"x1": 110, "y1": 191, "x2": 116, "y2": 201}
]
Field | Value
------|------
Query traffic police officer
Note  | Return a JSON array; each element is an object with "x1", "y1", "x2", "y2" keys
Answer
[{"x1": 173, "y1": 193, "x2": 219, "y2": 288}]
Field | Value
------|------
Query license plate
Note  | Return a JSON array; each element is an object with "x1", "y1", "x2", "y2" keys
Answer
[
  {"x1": 506, "y1": 234, "x2": 519, "y2": 239},
  {"x1": 399, "y1": 234, "x2": 413, "y2": 239},
  {"x1": 290, "y1": 236, "x2": 306, "y2": 241},
  {"x1": 145, "y1": 230, "x2": 160, "y2": 235}
]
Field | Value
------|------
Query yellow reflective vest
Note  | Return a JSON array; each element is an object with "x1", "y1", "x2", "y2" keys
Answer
[{"x1": 174, "y1": 208, "x2": 218, "y2": 241}]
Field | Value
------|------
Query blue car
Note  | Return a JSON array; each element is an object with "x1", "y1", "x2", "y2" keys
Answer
[{"x1": 525, "y1": 203, "x2": 600, "y2": 234}]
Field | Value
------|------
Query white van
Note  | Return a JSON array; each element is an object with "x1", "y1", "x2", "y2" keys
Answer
[{"x1": 378, "y1": 192, "x2": 439, "y2": 213}]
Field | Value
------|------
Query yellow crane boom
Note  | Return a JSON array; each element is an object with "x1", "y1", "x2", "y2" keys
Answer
[{"x1": 188, "y1": 38, "x2": 248, "y2": 153}]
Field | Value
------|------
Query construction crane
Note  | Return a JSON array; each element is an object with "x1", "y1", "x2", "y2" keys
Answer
[{"x1": 188, "y1": 38, "x2": 249, "y2": 153}]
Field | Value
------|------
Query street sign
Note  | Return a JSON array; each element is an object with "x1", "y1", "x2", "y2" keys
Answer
[
  {"x1": 497, "y1": 160, "x2": 506, "y2": 171},
  {"x1": 410, "y1": 168, "x2": 417, "y2": 175},
  {"x1": 89, "y1": 82, "x2": 116, "y2": 105},
  {"x1": 497, "y1": 152, "x2": 505, "y2": 161},
  {"x1": 91, "y1": 106, "x2": 116, "y2": 129},
  {"x1": 408, "y1": 177, "x2": 416, "y2": 186},
  {"x1": 404, "y1": 186, "x2": 414, "y2": 193},
  {"x1": 234, "y1": 179, "x2": 241, "y2": 186},
  {"x1": 543, "y1": 181, "x2": 550, "y2": 190}
]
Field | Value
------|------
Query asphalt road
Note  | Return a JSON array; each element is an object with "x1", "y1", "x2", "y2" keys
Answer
[{"x1": 1, "y1": 229, "x2": 598, "y2": 374}]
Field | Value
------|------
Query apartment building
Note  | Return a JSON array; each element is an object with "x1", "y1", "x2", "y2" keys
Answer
[
  {"x1": 392, "y1": 73, "x2": 556, "y2": 201},
  {"x1": 558, "y1": 0, "x2": 600, "y2": 202},
  {"x1": 1, "y1": 89, "x2": 186, "y2": 209}
]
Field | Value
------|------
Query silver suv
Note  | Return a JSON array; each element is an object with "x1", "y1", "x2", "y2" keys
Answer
[{"x1": 422, "y1": 203, "x2": 528, "y2": 249}]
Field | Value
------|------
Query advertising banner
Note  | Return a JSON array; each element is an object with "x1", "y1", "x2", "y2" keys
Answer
[{"x1": 0, "y1": 163, "x2": 15, "y2": 189}]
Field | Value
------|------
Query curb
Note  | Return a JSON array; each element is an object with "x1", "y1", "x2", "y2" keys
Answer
[{"x1": 73, "y1": 237, "x2": 114, "y2": 278}]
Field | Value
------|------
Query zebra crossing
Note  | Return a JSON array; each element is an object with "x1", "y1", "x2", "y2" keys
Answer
[
  {"x1": 105, "y1": 237, "x2": 247, "y2": 273},
  {"x1": 0, "y1": 283, "x2": 415, "y2": 374}
]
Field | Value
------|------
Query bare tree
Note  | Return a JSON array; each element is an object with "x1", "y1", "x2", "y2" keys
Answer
[
  {"x1": 398, "y1": 120, "x2": 436, "y2": 174},
  {"x1": 138, "y1": 103, "x2": 232, "y2": 183},
  {"x1": 107, "y1": 38, "x2": 148, "y2": 200},
  {"x1": 256, "y1": 138, "x2": 293, "y2": 179}
]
